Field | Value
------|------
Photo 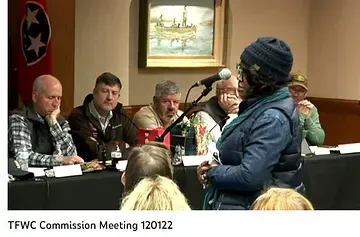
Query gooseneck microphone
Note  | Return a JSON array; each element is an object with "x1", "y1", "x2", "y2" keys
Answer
[
  {"x1": 208, "y1": 116, "x2": 230, "y2": 135},
  {"x1": 191, "y1": 68, "x2": 232, "y2": 88},
  {"x1": 120, "y1": 111, "x2": 140, "y2": 130}
]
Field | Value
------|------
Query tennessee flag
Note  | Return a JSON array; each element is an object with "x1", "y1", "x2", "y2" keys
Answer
[{"x1": 18, "y1": 0, "x2": 52, "y2": 104}]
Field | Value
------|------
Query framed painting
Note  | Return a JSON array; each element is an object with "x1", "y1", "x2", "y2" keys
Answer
[{"x1": 138, "y1": 0, "x2": 226, "y2": 68}]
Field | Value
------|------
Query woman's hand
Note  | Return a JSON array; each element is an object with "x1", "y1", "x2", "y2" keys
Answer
[
  {"x1": 209, "y1": 160, "x2": 219, "y2": 168},
  {"x1": 197, "y1": 160, "x2": 211, "y2": 185}
]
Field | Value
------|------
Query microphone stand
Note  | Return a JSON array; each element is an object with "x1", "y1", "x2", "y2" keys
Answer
[{"x1": 155, "y1": 85, "x2": 213, "y2": 142}]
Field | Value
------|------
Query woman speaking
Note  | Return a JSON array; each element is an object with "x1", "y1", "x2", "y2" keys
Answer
[{"x1": 198, "y1": 37, "x2": 304, "y2": 210}]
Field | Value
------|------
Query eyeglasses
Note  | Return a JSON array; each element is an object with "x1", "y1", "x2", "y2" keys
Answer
[
  {"x1": 217, "y1": 88, "x2": 238, "y2": 95},
  {"x1": 236, "y1": 63, "x2": 245, "y2": 82},
  {"x1": 289, "y1": 87, "x2": 306, "y2": 94}
]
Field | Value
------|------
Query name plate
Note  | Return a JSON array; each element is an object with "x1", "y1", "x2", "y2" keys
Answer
[
  {"x1": 111, "y1": 151, "x2": 122, "y2": 158},
  {"x1": 53, "y1": 164, "x2": 83, "y2": 178},
  {"x1": 182, "y1": 155, "x2": 212, "y2": 167},
  {"x1": 27, "y1": 167, "x2": 46, "y2": 177},
  {"x1": 338, "y1": 143, "x2": 360, "y2": 154}
]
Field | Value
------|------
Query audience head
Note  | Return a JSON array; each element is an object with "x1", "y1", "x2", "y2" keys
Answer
[
  {"x1": 152, "y1": 80, "x2": 181, "y2": 125},
  {"x1": 121, "y1": 141, "x2": 173, "y2": 193},
  {"x1": 120, "y1": 176, "x2": 191, "y2": 210},
  {"x1": 32, "y1": 74, "x2": 62, "y2": 117},
  {"x1": 288, "y1": 73, "x2": 308, "y2": 104},
  {"x1": 216, "y1": 75, "x2": 239, "y2": 98},
  {"x1": 251, "y1": 187, "x2": 314, "y2": 210},
  {"x1": 237, "y1": 37, "x2": 294, "y2": 99},
  {"x1": 92, "y1": 72, "x2": 122, "y2": 115}
]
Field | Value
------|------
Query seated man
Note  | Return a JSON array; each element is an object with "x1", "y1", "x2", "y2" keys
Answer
[
  {"x1": 133, "y1": 80, "x2": 186, "y2": 129},
  {"x1": 8, "y1": 75, "x2": 84, "y2": 167},
  {"x1": 68, "y1": 72, "x2": 138, "y2": 162},
  {"x1": 288, "y1": 73, "x2": 325, "y2": 145},
  {"x1": 192, "y1": 75, "x2": 241, "y2": 155}
]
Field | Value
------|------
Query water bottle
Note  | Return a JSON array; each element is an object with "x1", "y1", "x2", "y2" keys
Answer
[
  {"x1": 53, "y1": 144, "x2": 64, "y2": 165},
  {"x1": 111, "y1": 141, "x2": 122, "y2": 167},
  {"x1": 172, "y1": 145, "x2": 184, "y2": 166},
  {"x1": 17, "y1": 146, "x2": 29, "y2": 171}
]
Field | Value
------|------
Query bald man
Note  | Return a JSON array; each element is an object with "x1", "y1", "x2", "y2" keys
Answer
[
  {"x1": 9, "y1": 74, "x2": 84, "y2": 168},
  {"x1": 192, "y1": 75, "x2": 241, "y2": 155}
]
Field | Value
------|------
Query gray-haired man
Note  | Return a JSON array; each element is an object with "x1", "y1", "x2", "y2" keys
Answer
[{"x1": 133, "y1": 80, "x2": 187, "y2": 129}]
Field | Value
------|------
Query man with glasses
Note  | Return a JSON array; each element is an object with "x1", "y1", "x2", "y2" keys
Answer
[
  {"x1": 288, "y1": 73, "x2": 325, "y2": 145},
  {"x1": 192, "y1": 75, "x2": 241, "y2": 155}
]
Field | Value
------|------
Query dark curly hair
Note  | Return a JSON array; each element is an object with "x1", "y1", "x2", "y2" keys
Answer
[{"x1": 237, "y1": 62, "x2": 287, "y2": 98}]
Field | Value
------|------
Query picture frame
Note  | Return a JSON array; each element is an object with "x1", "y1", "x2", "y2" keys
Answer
[{"x1": 138, "y1": 0, "x2": 226, "y2": 68}]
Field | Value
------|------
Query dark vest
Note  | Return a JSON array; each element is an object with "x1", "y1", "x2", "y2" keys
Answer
[
  {"x1": 194, "y1": 96, "x2": 228, "y2": 130},
  {"x1": 214, "y1": 97, "x2": 303, "y2": 210},
  {"x1": 10, "y1": 102, "x2": 66, "y2": 156}
]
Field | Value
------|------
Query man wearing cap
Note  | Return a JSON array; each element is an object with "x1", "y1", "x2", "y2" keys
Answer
[
  {"x1": 288, "y1": 73, "x2": 325, "y2": 146},
  {"x1": 197, "y1": 37, "x2": 304, "y2": 210}
]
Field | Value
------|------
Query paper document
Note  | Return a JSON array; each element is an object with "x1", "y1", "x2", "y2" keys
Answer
[
  {"x1": 116, "y1": 160, "x2": 128, "y2": 171},
  {"x1": 182, "y1": 155, "x2": 212, "y2": 167}
]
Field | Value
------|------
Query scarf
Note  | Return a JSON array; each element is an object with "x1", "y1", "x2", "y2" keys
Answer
[{"x1": 216, "y1": 87, "x2": 291, "y2": 150}]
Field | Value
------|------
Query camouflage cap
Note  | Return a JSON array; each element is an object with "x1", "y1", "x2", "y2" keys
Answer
[{"x1": 288, "y1": 73, "x2": 308, "y2": 90}]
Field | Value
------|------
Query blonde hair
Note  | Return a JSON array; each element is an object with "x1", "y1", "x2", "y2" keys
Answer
[
  {"x1": 251, "y1": 187, "x2": 314, "y2": 210},
  {"x1": 120, "y1": 176, "x2": 191, "y2": 210}
]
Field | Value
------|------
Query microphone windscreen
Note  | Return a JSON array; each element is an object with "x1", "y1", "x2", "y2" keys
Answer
[{"x1": 219, "y1": 68, "x2": 232, "y2": 80}]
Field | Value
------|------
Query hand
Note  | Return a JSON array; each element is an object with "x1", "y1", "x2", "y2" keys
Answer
[
  {"x1": 45, "y1": 107, "x2": 61, "y2": 125},
  {"x1": 218, "y1": 93, "x2": 240, "y2": 114},
  {"x1": 209, "y1": 160, "x2": 219, "y2": 168},
  {"x1": 297, "y1": 100, "x2": 314, "y2": 119},
  {"x1": 63, "y1": 155, "x2": 84, "y2": 165},
  {"x1": 197, "y1": 160, "x2": 211, "y2": 185}
]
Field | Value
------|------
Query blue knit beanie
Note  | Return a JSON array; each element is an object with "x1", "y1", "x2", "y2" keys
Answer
[{"x1": 240, "y1": 37, "x2": 293, "y2": 84}]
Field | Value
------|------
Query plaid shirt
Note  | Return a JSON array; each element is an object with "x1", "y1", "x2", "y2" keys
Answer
[{"x1": 8, "y1": 114, "x2": 78, "y2": 167}]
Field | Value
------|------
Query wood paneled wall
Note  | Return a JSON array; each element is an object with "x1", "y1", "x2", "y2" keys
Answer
[
  {"x1": 123, "y1": 98, "x2": 360, "y2": 146},
  {"x1": 307, "y1": 97, "x2": 360, "y2": 146},
  {"x1": 8, "y1": 0, "x2": 21, "y2": 111}
]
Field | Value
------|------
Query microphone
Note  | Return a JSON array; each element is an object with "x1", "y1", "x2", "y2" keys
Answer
[
  {"x1": 68, "y1": 129, "x2": 107, "y2": 163},
  {"x1": 68, "y1": 130, "x2": 98, "y2": 142},
  {"x1": 120, "y1": 111, "x2": 140, "y2": 130},
  {"x1": 191, "y1": 68, "x2": 232, "y2": 88}
]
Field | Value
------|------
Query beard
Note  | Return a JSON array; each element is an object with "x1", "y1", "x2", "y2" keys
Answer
[{"x1": 160, "y1": 112, "x2": 176, "y2": 124}]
